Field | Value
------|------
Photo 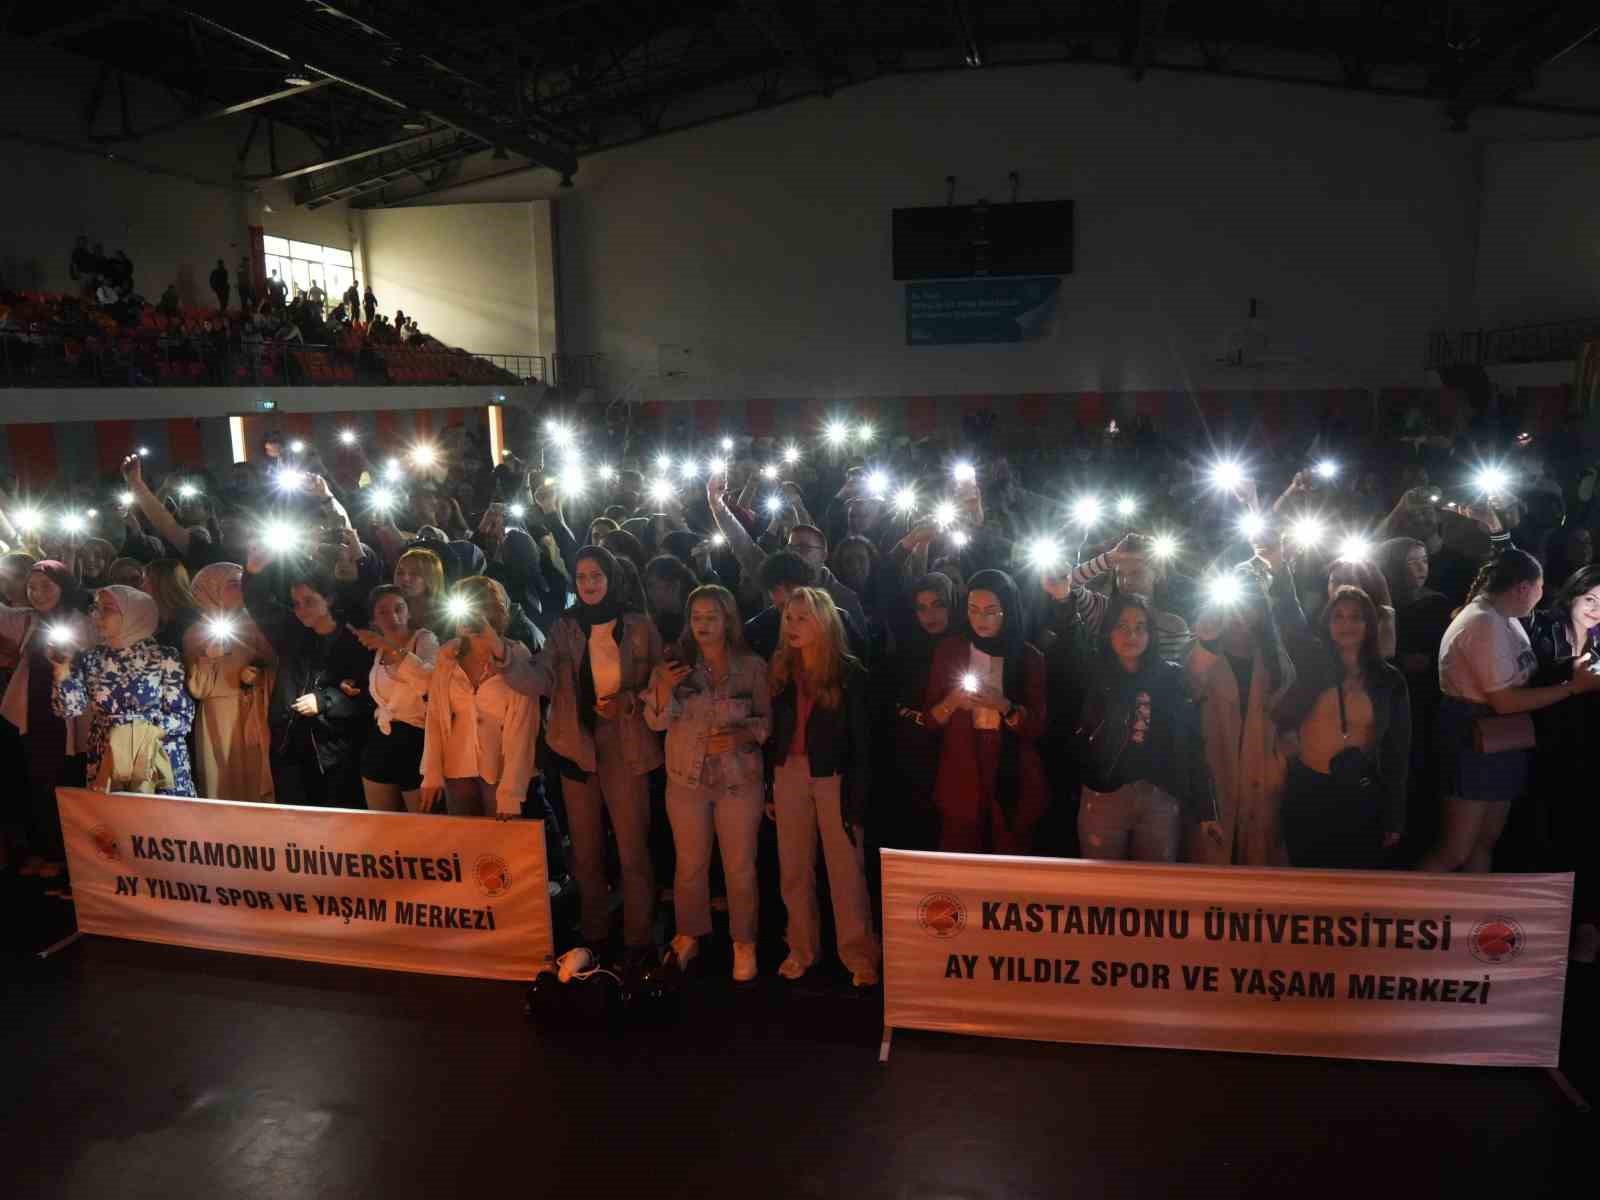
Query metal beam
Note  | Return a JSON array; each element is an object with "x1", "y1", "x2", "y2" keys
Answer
[
  {"x1": 1448, "y1": 2, "x2": 1600, "y2": 127},
  {"x1": 298, "y1": 134, "x2": 482, "y2": 208},
  {"x1": 184, "y1": 4, "x2": 577, "y2": 178},
  {"x1": 240, "y1": 128, "x2": 464, "y2": 182},
  {"x1": 92, "y1": 77, "x2": 336, "y2": 142}
]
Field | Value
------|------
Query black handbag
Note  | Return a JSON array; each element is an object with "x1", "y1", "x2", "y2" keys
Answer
[{"x1": 1327, "y1": 681, "x2": 1378, "y2": 790}]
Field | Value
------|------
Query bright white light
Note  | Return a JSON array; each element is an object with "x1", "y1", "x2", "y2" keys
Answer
[
  {"x1": 559, "y1": 465, "x2": 587, "y2": 497},
  {"x1": 932, "y1": 500, "x2": 958, "y2": 529},
  {"x1": 1475, "y1": 465, "x2": 1512, "y2": 495},
  {"x1": 892, "y1": 485, "x2": 919, "y2": 514},
  {"x1": 1429, "y1": 492, "x2": 1441, "y2": 503},
  {"x1": 865, "y1": 470, "x2": 890, "y2": 498},
  {"x1": 338, "y1": 429, "x2": 358, "y2": 446},
  {"x1": 384, "y1": 458, "x2": 405, "y2": 481},
  {"x1": 708, "y1": 457, "x2": 727, "y2": 478},
  {"x1": 1288, "y1": 516, "x2": 1326, "y2": 549},
  {"x1": 14, "y1": 507, "x2": 41, "y2": 533},
  {"x1": 1027, "y1": 537, "x2": 1063, "y2": 572},
  {"x1": 761, "y1": 464, "x2": 779, "y2": 481},
  {"x1": 204, "y1": 615, "x2": 239, "y2": 643},
  {"x1": 677, "y1": 459, "x2": 699, "y2": 481},
  {"x1": 544, "y1": 420, "x2": 575, "y2": 449},
  {"x1": 1149, "y1": 533, "x2": 1179, "y2": 561},
  {"x1": 86, "y1": 509, "x2": 98, "y2": 520},
  {"x1": 1314, "y1": 460, "x2": 1339, "y2": 480},
  {"x1": 59, "y1": 512, "x2": 86, "y2": 535},
  {"x1": 1336, "y1": 534, "x2": 1372, "y2": 563},
  {"x1": 288, "y1": 439, "x2": 306, "y2": 455},
  {"x1": 368, "y1": 486, "x2": 396, "y2": 512},
  {"x1": 136, "y1": 446, "x2": 150, "y2": 457},
  {"x1": 118, "y1": 491, "x2": 135, "y2": 508},
  {"x1": 960, "y1": 672, "x2": 980, "y2": 693},
  {"x1": 720, "y1": 436, "x2": 734, "y2": 452},
  {"x1": 45, "y1": 623, "x2": 75, "y2": 648},
  {"x1": 824, "y1": 421, "x2": 850, "y2": 447},
  {"x1": 409, "y1": 443, "x2": 438, "y2": 469},
  {"x1": 1209, "y1": 459, "x2": 1246, "y2": 491},
  {"x1": 508, "y1": 503, "x2": 527, "y2": 519},
  {"x1": 855, "y1": 422, "x2": 875, "y2": 444},
  {"x1": 781, "y1": 444, "x2": 802, "y2": 465},
  {"x1": 710, "y1": 532, "x2": 727, "y2": 548},
  {"x1": 952, "y1": 461, "x2": 977, "y2": 484},
  {"x1": 765, "y1": 495, "x2": 784, "y2": 515},
  {"x1": 444, "y1": 595, "x2": 474, "y2": 622},
  {"x1": 1238, "y1": 511, "x2": 1268, "y2": 540},
  {"x1": 1205, "y1": 572, "x2": 1245, "y2": 608},
  {"x1": 1115, "y1": 496, "x2": 1139, "y2": 518},
  {"x1": 1072, "y1": 496, "x2": 1103, "y2": 527},
  {"x1": 260, "y1": 519, "x2": 300, "y2": 553},
  {"x1": 950, "y1": 530, "x2": 971, "y2": 549},
  {"x1": 272, "y1": 468, "x2": 304, "y2": 492},
  {"x1": 656, "y1": 452, "x2": 673, "y2": 473},
  {"x1": 647, "y1": 478, "x2": 674, "y2": 505},
  {"x1": 177, "y1": 483, "x2": 199, "y2": 499},
  {"x1": 597, "y1": 464, "x2": 617, "y2": 483}
]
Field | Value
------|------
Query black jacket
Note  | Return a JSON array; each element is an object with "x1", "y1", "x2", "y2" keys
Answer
[{"x1": 768, "y1": 659, "x2": 872, "y2": 828}]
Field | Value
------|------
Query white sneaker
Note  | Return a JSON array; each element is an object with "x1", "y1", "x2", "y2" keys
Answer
[
  {"x1": 669, "y1": 934, "x2": 699, "y2": 970},
  {"x1": 1574, "y1": 923, "x2": 1600, "y2": 965},
  {"x1": 732, "y1": 941, "x2": 758, "y2": 982},
  {"x1": 851, "y1": 966, "x2": 880, "y2": 988},
  {"x1": 777, "y1": 954, "x2": 809, "y2": 980}
]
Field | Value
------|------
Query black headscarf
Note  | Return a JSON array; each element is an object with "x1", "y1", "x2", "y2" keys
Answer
[
  {"x1": 963, "y1": 568, "x2": 1027, "y2": 830},
  {"x1": 570, "y1": 545, "x2": 625, "y2": 731}
]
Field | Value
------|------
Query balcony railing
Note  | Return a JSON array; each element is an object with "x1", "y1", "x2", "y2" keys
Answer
[
  {"x1": 1427, "y1": 317, "x2": 1600, "y2": 370},
  {"x1": 0, "y1": 331, "x2": 546, "y2": 389}
]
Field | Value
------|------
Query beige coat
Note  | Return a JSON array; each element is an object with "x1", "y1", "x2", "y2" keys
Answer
[
  {"x1": 185, "y1": 626, "x2": 276, "y2": 802},
  {"x1": 1186, "y1": 638, "x2": 1296, "y2": 866}
]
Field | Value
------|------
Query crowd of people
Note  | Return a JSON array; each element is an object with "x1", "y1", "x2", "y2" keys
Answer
[{"x1": 1, "y1": 403, "x2": 1597, "y2": 979}]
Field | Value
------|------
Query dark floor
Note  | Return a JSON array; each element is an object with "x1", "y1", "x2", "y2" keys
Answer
[{"x1": 4, "y1": 867, "x2": 1593, "y2": 1199}]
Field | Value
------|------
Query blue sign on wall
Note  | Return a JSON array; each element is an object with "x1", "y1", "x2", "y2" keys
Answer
[{"x1": 906, "y1": 277, "x2": 1061, "y2": 346}]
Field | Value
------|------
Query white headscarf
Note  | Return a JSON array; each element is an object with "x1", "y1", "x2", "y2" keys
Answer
[{"x1": 96, "y1": 585, "x2": 160, "y2": 651}]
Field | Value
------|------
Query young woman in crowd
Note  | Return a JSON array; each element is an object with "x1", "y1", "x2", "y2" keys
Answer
[
  {"x1": 1326, "y1": 557, "x2": 1397, "y2": 660},
  {"x1": 184, "y1": 562, "x2": 276, "y2": 801},
  {"x1": 1072, "y1": 594, "x2": 1219, "y2": 861},
  {"x1": 503, "y1": 545, "x2": 663, "y2": 960},
  {"x1": 880, "y1": 571, "x2": 958, "y2": 849},
  {"x1": 419, "y1": 575, "x2": 538, "y2": 817},
  {"x1": 925, "y1": 569, "x2": 1049, "y2": 854},
  {"x1": 643, "y1": 553, "x2": 698, "y2": 644},
  {"x1": 243, "y1": 552, "x2": 371, "y2": 808},
  {"x1": 50, "y1": 584, "x2": 196, "y2": 797},
  {"x1": 1275, "y1": 585, "x2": 1410, "y2": 868},
  {"x1": 1188, "y1": 561, "x2": 1298, "y2": 866},
  {"x1": 140, "y1": 557, "x2": 200, "y2": 651},
  {"x1": 1, "y1": 561, "x2": 88, "y2": 880},
  {"x1": 767, "y1": 586, "x2": 879, "y2": 985},
  {"x1": 351, "y1": 583, "x2": 439, "y2": 813},
  {"x1": 392, "y1": 546, "x2": 447, "y2": 637},
  {"x1": 645, "y1": 584, "x2": 770, "y2": 980},
  {"x1": 1420, "y1": 550, "x2": 1600, "y2": 873}
]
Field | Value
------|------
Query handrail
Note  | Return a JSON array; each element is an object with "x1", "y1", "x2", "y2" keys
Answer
[
  {"x1": 1427, "y1": 317, "x2": 1600, "y2": 369},
  {"x1": 0, "y1": 328, "x2": 546, "y2": 388}
]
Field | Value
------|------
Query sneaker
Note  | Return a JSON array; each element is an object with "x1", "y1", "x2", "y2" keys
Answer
[
  {"x1": 851, "y1": 966, "x2": 880, "y2": 988},
  {"x1": 732, "y1": 941, "x2": 758, "y2": 982},
  {"x1": 1574, "y1": 923, "x2": 1600, "y2": 965},
  {"x1": 669, "y1": 934, "x2": 699, "y2": 970},
  {"x1": 777, "y1": 954, "x2": 809, "y2": 980}
]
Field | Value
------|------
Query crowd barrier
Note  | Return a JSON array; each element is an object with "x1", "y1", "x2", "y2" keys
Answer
[
  {"x1": 57, "y1": 788, "x2": 553, "y2": 981},
  {"x1": 880, "y1": 849, "x2": 1572, "y2": 1069}
]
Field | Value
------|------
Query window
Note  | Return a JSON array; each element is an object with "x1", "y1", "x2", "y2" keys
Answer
[{"x1": 263, "y1": 236, "x2": 354, "y2": 301}]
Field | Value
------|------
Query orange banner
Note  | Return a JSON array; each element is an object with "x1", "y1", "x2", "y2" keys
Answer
[
  {"x1": 59, "y1": 788, "x2": 552, "y2": 981},
  {"x1": 882, "y1": 850, "x2": 1572, "y2": 1067}
]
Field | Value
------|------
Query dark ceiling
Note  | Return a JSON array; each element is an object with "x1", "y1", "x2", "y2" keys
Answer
[{"x1": 7, "y1": 1, "x2": 1600, "y2": 209}]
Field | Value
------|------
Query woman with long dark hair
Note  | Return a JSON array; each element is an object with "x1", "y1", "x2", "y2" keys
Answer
[
  {"x1": 643, "y1": 553, "x2": 698, "y2": 644},
  {"x1": 645, "y1": 584, "x2": 770, "y2": 980},
  {"x1": 1072, "y1": 594, "x2": 1219, "y2": 861},
  {"x1": 924, "y1": 569, "x2": 1049, "y2": 854},
  {"x1": 1420, "y1": 550, "x2": 1600, "y2": 872},
  {"x1": 768, "y1": 586, "x2": 878, "y2": 985},
  {"x1": 1275, "y1": 585, "x2": 1411, "y2": 868},
  {"x1": 880, "y1": 572, "x2": 958, "y2": 850},
  {"x1": 351, "y1": 583, "x2": 439, "y2": 812},
  {"x1": 1326, "y1": 557, "x2": 1396, "y2": 660}
]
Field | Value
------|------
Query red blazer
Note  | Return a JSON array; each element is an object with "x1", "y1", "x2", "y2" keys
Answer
[{"x1": 925, "y1": 636, "x2": 1049, "y2": 854}]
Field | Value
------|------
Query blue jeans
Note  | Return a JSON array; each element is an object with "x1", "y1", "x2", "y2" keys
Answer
[{"x1": 1078, "y1": 781, "x2": 1181, "y2": 862}]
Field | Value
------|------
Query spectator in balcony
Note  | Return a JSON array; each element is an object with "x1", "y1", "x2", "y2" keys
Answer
[
  {"x1": 362, "y1": 284, "x2": 377, "y2": 326},
  {"x1": 236, "y1": 257, "x2": 255, "y2": 314},
  {"x1": 343, "y1": 280, "x2": 360, "y2": 320},
  {"x1": 268, "y1": 270, "x2": 288, "y2": 310},
  {"x1": 210, "y1": 259, "x2": 229, "y2": 313},
  {"x1": 306, "y1": 280, "x2": 325, "y2": 316},
  {"x1": 157, "y1": 284, "x2": 180, "y2": 320}
]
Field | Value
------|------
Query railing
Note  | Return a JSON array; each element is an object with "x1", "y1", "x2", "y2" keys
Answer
[
  {"x1": 1427, "y1": 317, "x2": 1600, "y2": 369},
  {"x1": 0, "y1": 330, "x2": 546, "y2": 389}
]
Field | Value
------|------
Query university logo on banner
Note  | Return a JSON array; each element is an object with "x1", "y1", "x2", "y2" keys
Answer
[
  {"x1": 882, "y1": 850, "x2": 1572, "y2": 1068},
  {"x1": 58, "y1": 788, "x2": 553, "y2": 981}
]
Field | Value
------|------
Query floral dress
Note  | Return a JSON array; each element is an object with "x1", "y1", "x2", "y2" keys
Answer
[{"x1": 52, "y1": 638, "x2": 197, "y2": 796}]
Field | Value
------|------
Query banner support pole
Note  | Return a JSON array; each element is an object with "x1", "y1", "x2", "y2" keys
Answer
[
  {"x1": 1545, "y1": 1068, "x2": 1591, "y2": 1112},
  {"x1": 878, "y1": 1026, "x2": 894, "y2": 1064},
  {"x1": 37, "y1": 931, "x2": 82, "y2": 959}
]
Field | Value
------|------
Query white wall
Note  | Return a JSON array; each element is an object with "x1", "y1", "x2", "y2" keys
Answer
[
  {"x1": 359, "y1": 202, "x2": 550, "y2": 356},
  {"x1": 1475, "y1": 137, "x2": 1600, "y2": 328},
  {"x1": 385, "y1": 65, "x2": 1600, "y2": 403}
]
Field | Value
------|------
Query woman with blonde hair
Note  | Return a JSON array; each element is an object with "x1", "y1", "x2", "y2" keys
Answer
[
  {"x1": 184, "y1": 562, "x2": 276, "y2": 801},
  {"x1": 419, "y1": 575, "x2": 539, "y2": 817},
  {"x1": 392, "y1": 546, "x2": 447, "y2": 637},
  {"x1": 646, "y1": 584, "x2": 770, "y2": 980},
  {"x1": 140, "y1": 557, "x2": 199, "y2": 651},
  {"x1": 767, "y1": 586, "x2": 879, "y2": 986}
]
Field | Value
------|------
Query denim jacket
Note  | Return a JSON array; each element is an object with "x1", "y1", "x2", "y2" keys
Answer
[{"x1": 643, "y1": 651, "x2": 770, "y2": 789}]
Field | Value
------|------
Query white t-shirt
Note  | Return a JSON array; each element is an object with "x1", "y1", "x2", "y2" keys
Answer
[
  {"x1": 966, "y1": 647, "x2": 1005, "y2": 731},
  {"x1": 1438, "y1": 595, "x2": 1537, "y2": 702},
  {"x1": 441, "y1": 666, "x2": 514, "y2": 784},
  {"x1": 588, "y1": 620, "x2": 622, "y2": 699}
]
